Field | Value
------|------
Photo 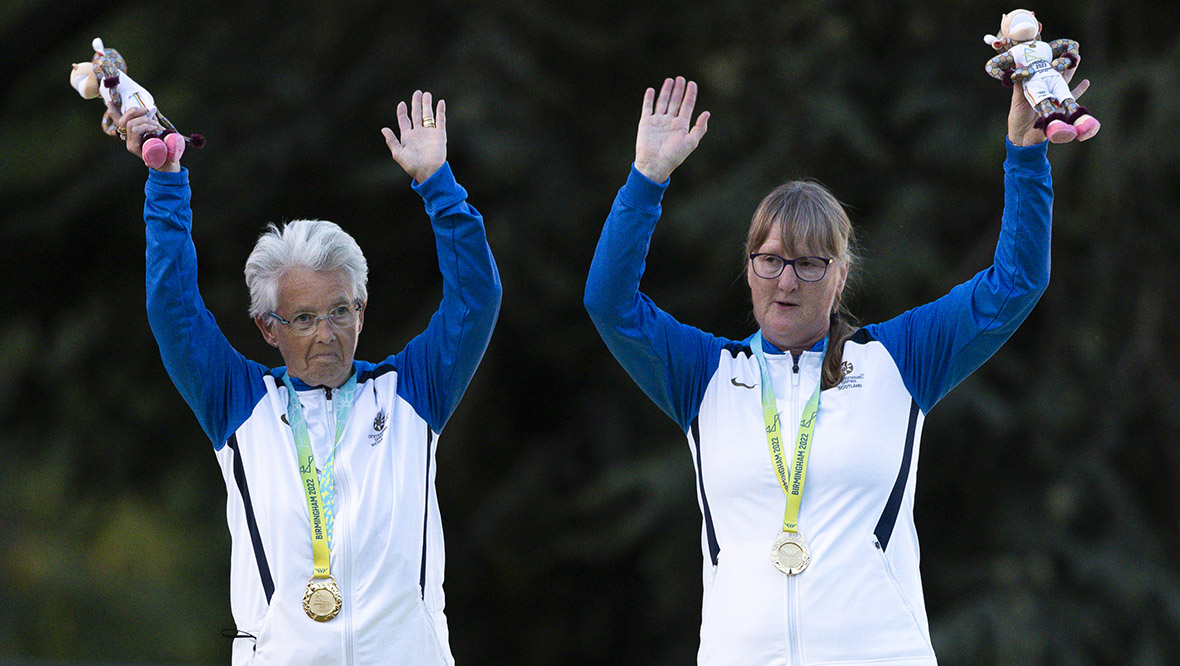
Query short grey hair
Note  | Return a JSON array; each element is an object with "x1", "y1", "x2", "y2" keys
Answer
[{"x1": 244, "y1": 219, "x2": 369, "y2": 319}]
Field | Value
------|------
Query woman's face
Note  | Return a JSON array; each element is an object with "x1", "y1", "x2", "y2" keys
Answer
[
  {"x1": 254, "y1": 267, "x2": 364, "y2": 388},
  {"x1": 747, "y1": 236, "x2": 847, "y2": 353}
]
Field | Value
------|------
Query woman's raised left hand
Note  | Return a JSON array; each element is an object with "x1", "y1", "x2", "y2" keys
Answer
[{"x1": 382, "y1": 90, "x2": 446, "y2": 183}]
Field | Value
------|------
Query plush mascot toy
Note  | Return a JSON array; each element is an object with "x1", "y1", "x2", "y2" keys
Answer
[
  {"x1": 70, "y1": 38, "x2": 204, "y2": 168},
  {"x1": 985, "y1": 9, "x2": 1100, "y2": 143}
]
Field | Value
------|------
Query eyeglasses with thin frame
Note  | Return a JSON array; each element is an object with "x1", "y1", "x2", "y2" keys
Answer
[
  {"x1": 267, "y1": 302, "x2": 362, "y2": 336},
  {"x1": 748, "y1": 253, "x2": 833, "y2": 282}
]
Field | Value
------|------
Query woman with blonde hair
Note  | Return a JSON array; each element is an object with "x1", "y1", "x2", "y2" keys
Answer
[{"x1": 585, "y1": 73, "x2": 1084, "y2": 664}]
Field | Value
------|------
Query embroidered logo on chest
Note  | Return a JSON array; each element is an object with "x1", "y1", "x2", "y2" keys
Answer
[
  {"x1": 837, "y1": 361, "x2": 865, "y2": 390},
  {"x1": 837, "y1": 373, "x2": 865, "y2": 390},
  {"x1": 368, "y1": 410, "x2": 387, "y2": 446},
  {"x1": 730, "y1": 377, "x2": 756, "y2": 389}
]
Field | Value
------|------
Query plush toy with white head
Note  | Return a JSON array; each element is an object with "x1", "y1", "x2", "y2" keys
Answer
[
  {"x1": 984, "y1": 9, "x2": 1100, "y2": 143},
  {"x1": 70, "y1": 38, "x2": 204, "y2": 168}
]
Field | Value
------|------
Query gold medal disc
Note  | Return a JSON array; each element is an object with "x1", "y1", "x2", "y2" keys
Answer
[
  {"x1": 771, "y1": 531, "x2": 811, "y2": 575},
  {"x1": 303, "y1": 576, "x2": 343, "y2": 622}
]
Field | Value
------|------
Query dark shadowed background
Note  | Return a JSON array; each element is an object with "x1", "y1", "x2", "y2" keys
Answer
[{"x1": 3, "y1": 0, "x2": 1179, "y2": 664}]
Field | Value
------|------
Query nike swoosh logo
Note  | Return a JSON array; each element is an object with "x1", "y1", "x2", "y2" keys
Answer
[
  {"x1": 731, "y1": 378, "x2": 756, "y2": 389},
  {"x1": 281, "y1": 414, "x2": 290, "y2": 425}
]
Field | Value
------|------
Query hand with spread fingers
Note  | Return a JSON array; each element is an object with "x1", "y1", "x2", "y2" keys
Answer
[
  {"x1": 382, "y1": 90, "x2": 447, "y2": 184},
  {"x1": 106, "y1": 102, "x2": 182, "y2": 172},
  {"x1": 634, "y1": 76, "x2": 710, "y2": 184}
]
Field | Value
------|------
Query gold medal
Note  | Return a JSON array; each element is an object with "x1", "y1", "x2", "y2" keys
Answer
[
  {"x1": 771, "y1": 531, "x2": 811, "y2": 575},
  {"x1": 303, "y1": 575, "x2": 342, "y2": 622}
]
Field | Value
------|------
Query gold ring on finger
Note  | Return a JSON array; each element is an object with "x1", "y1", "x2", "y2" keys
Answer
[
  {"x1": 117, "y1": 127, "x2": 128, "y2": 140},
  {"x1": 422, "y1": 117, "x2": 436, "y2": 128}
]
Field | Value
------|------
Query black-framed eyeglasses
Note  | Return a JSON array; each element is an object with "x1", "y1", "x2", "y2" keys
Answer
[
  {"x1": 749, "y1": 253, "x2": 833, "y2": 282},
  {"x1": 267, "y1": 302, "x2": 362, "y2": 336}
]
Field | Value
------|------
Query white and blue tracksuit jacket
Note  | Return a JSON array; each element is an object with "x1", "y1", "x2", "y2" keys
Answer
[
  {"x1": 584, "y1": 140, "x2": 1052, "y2": 665},
  {"x1": 144, "y1": 163, "x2": 501, "y2": 665}
]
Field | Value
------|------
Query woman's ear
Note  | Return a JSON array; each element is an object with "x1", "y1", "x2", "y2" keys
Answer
[{"x1": 254, "y1": 316, "x2": 280, "y2": 347}]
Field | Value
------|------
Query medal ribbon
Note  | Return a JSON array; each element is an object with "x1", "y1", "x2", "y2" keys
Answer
[
  {"x1": 751, "y1": 331, "x2": 823, "y2": 534},
  {"x1": 281, "y1": 370, "x2": 357, "y2": 579}
]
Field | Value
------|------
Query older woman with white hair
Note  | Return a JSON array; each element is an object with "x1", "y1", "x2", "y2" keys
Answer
[{"x1": 114, "y1": 90, "x2": 500, "y2": 665}]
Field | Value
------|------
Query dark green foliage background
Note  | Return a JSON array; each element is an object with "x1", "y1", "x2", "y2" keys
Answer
[{"x1": 3, "y1": 1, "x2": 1178, "y2": 664}]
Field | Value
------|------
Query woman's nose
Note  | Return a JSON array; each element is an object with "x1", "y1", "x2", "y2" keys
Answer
[
  {"x1": 777, "y1": 265, "x2": 799, "y2": 290},
  {"x1": 311, "y1": 318, "x2": 338, "y2": 341}
]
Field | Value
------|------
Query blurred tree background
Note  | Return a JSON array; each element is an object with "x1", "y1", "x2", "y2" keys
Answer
[{"x1": 2, "y1": 0, "x2": 1178, "y2": 664}]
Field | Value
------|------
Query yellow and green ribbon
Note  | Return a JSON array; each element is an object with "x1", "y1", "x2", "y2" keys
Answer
[
  {"x1": 281, "y1": 371, "x2": 357, "y2": 579},
  {"x1": 751, "y1": 332, "x2": 822, "y2": 534}
]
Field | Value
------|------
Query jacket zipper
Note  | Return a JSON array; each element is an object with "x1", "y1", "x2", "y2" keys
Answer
[
  {"x1": 320, "y1": 386, "x2": 353, "y2": 663},
  {"x1": 787, "y1": 352, "x2": 805, "y2": 665},
  {"x1": 323, "y1": 387, "x2": 336, "y2": 454}
]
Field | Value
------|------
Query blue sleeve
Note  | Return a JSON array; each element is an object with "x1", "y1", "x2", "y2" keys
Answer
[
  {"x1": 391, "y1": 162, "x2": 503, "y2": 433},
  {"x1": 584, "y1": 166, "x2": 726, "y2": 433},
  {"x1": 144, "y1": 168, "x2": 269, "y2": 449},
  {"x1": 865, "y1": 139, "x2": 1052, "y2": 413}
]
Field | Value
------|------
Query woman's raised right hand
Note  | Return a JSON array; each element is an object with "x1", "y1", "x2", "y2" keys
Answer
[{"x1": 634, "y1": 76, "x2": 709, "y2": 183}]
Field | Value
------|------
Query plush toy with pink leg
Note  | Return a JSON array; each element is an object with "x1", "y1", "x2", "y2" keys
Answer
[
  {"x1": 985, "y1": 10, "x2": 1100, "y2": 143},
  {"x1": 70, "y1": 38, "x2": 204, "y2": 168}
]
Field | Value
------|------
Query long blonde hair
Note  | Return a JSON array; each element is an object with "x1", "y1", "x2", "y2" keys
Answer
[{"x1": 744, "y1": 180, "x2": 858, "y2": 389}]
